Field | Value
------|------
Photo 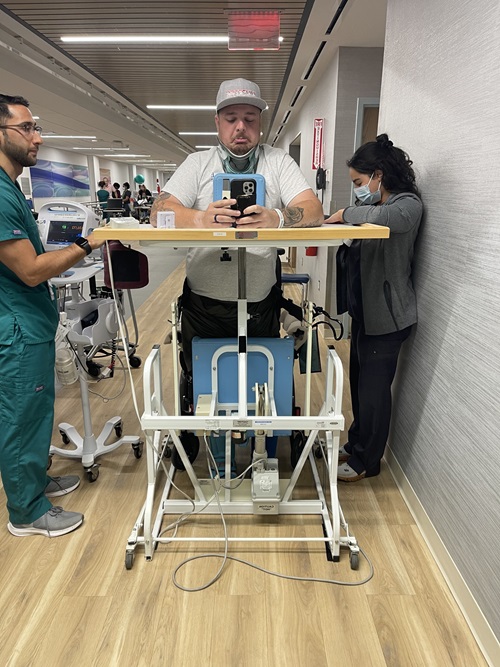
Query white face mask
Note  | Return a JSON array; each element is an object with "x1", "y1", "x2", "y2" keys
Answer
[{"x1": 353, "y1": 173, "x2": 381, "y2": 205}]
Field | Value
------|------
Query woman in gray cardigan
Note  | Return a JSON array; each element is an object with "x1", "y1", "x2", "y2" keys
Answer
[{"x1": 325, "y1": 133, "x2": 423, "y2": 482}]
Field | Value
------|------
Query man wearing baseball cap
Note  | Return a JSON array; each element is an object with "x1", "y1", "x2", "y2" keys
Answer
[{"x1": 151, "y1": 78, "x2": 323, "y2": 474}]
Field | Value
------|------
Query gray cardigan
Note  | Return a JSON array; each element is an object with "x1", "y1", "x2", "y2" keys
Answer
[{"x1": 342, "y1": 192, "x2": 423, "y2": 335}]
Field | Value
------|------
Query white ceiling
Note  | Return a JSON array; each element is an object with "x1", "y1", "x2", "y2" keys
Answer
[{"x1": 0, "y1": 0, "x2": 386, "y2": 171}]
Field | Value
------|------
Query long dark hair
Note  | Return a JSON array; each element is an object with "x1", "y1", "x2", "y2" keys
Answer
[{"x1": 347, "y1": 133, "x2": 420, "y2": 196}]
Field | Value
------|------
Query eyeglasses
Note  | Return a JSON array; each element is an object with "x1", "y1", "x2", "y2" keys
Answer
[{"x1": 0, "y1": 122, "x2": 43, "y2": 137}]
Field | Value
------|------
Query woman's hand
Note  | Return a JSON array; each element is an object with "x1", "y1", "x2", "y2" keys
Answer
[{"x1": 324, "y1": 209, "x2": 345, "y2": 224}]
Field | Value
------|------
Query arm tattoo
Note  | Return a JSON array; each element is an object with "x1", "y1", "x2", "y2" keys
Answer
[
  {"x1": 283, "y1": 206, "x2": 304, "y2": 227},
  {"x1": 151, "y1": 191, "x2": 171, "y2": 214},
  {"x1": 283, "y1": 205, "x2": 322, "y2": 228}
]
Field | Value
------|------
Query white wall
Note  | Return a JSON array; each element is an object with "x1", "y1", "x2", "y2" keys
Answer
[
  {"x1": 382, "y1": 0, "x2": 500, "y2": 647},
  {"x1": 276, "y1": 47, "x2": 384, "y2": 317}
]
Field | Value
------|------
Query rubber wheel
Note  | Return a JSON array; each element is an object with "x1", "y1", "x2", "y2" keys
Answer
[
  {"x1": 114, "y1": 423, "x2": 123, "y2": 438},
  {"x1": 290, "y1": 430, "x2": 305, "y2": 468},
  {"x1": 125, "y1": 551, "x2": 134, "y2": 570},
  {"x1": 132, "y1": 442, "x2": 143, "y2": 459},
  {"x1": 350, "y1": 551, "x2": 359, "y2": 570},
  {"x1": 171, "y1": 431, "x2": 200, "y2": 470},
  {"x1": 86, "y1": 466, "x2": 99, "y2": 483},
  {"x1": 60, "y1": 430, "x2": 70, "y2": 445}
]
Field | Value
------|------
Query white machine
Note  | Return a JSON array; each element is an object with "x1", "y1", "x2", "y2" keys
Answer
[
  {"x1": 39, "y1": 202, "x2": 143, "y2": 482},
  {"x1": 38, "y1": 201, "x2": 99, "y2": 261}
]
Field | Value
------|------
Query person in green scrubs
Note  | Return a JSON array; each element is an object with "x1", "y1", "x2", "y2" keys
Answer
[{"x1": 0, "y1": 94, "x2": 105, "y2": 537}]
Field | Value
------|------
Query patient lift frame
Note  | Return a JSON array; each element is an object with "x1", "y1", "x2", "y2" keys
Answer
[{"x1": 91, "y1": 225, "x2": 389, "y2": 570}]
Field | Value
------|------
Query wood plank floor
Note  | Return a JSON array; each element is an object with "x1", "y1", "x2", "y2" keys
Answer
[{"x1": 0, "y1": 262, "x2": 487, "y2": 667}]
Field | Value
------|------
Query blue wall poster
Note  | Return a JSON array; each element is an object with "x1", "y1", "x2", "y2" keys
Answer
[{"x1": 31, "y1": 159, "x2": 90, "y2": 198}]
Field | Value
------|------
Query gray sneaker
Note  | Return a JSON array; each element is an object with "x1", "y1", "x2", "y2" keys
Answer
[
  {"x1": 45, "y1": 475, "x2": 80, "y2": 497},
  {"x1": 8, "y1": 506, "x2": 84, "y2": 537}
]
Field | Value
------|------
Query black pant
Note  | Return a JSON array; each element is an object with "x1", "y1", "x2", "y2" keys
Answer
[
  {"x1": 347, "y1": 318, "x2": 411, "y2": 474},
  {"x1": 180, "y1": 282, "x2": 281, "y2": 375}
]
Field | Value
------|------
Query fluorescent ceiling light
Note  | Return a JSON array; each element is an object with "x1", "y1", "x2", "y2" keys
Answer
[
  {"x1": 61, "y1": 35, "x2": 230, "y2": 44},
  {"x1": 101, "y1": 154, "x2": 150, "y2": 158},
  {"x1": 179, "y1": 132, "x2": 218, "y2": 136},
  {"x1": 72, "y1": 147, "x2": 130, "y2": 150},
  {"x1": 195, "y1": 145, "x2": 216, "y2": 149},
  {"x1": 148, "y1": 105, "x2": 216, "y2": 110},
  {"x1": 44, "y1": 135, "x2": 97, "y2": 139}
]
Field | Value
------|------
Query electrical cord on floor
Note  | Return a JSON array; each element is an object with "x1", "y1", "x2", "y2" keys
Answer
[{"x1": 170, "y1": 435, "x2": 375, "y2": 592}]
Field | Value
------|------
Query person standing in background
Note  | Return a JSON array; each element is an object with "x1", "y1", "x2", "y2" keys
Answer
[
  {"x1": 112, "y1": 182, "x2": 121, "y2": 198},
  {"x1": 122, "y1": 181, "x2": 132, "y2": 214},
  {"x1": 96, "y1": 180, "x2": 110, "y2": 220}
]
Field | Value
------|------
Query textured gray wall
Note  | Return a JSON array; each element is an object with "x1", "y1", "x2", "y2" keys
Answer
[{"x1": 382, "y1": 0, "x2": 500, "y2": 639}]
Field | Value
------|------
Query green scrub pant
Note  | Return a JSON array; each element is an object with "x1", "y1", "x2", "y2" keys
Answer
[{"x1": 0, "y1": 327, "x2": 54, "y2": 525}]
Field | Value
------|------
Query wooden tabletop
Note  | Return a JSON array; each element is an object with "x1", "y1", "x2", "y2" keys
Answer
[{"x1": 92, "y1": 223, "x2": 389, "y2": 247}]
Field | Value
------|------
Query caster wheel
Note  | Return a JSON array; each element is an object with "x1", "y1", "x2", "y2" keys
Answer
[
  {"x1": 290, "y1": 430, "x2": 305, "y2": 468},
  {"x1": 171, "y1": 431, "x2": 200, "y2": 470},
  {"x1": 350, "y1": 551, "x2": 359, "y2": 570},
  {"x1": 132, "y1": 441, "x2": 143, "y2": 459},
  {"x1": 59, "y1": 430, "x2": 70, "y2": 445},
  {"x1": 125, "y1": 551, "x2": 135, "y2": 570},
  {"x1": 161, "y1": 435, "x2": 172, "y2": 458},
  {"x1": 47, "y1": 454, "x2": 53, "y2": 470},
  {"x1": 129, "y1": 355, "x2": 141, "y2": 368},
  {"x1": 314, "y1": 446, "x2": 323, "y2": 459},
  {"x1": 85, "y1": 465, "x2": 100, "y2": 483},
  {"x1": 114, "y1": 423, "x2": 123, "y2": 438}
]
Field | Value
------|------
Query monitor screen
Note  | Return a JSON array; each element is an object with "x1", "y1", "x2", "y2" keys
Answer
[
  {"x1": 46, "y1": 220, "x2": 84, "y2": 246},
  {"x1": 106, "y1": 198, "x2": 124, "y2": 211}
]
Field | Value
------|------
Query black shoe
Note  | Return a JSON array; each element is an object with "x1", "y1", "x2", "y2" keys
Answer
[{"x1": 171, "y1": 431, "x2": 200, "y2": 471}]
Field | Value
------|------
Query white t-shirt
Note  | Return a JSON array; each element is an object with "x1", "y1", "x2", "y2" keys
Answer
[{"x1": 164, "y1": 144, "x2": 311, "y2": 301}]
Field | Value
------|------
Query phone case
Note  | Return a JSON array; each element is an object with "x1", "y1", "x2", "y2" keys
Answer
[{"x1": 213, "y1": 173, "x2": 266, "y2": 207}]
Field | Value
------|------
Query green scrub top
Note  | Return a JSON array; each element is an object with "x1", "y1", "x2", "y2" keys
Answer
[{"x1": 0, "y1": 167, "x2": 59, "y2": 345}]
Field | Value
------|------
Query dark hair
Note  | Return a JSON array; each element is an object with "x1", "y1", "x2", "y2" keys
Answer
[
  {"x1": 347, "y1": 133, "x2": 420, "y2": 196},
  {"x1": 0, "y1": 94, "x2": 30, "y2": 125},
  {"x1": 98, "y1": 180, "x2": 105, "y2": 188},
  {"x1": 113, "y1": 182, "x2": 120, "y2": 189},
  {"x1": 123, "y1": 182, "x2": 130, "y2": 189}
]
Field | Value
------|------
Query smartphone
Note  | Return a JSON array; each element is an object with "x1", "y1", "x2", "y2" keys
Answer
[{"x1": 229, "y1": 178, "x2": 257, "y2": 216}]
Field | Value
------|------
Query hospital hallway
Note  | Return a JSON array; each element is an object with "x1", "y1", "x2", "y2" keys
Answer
[{"x1": 0, "y1": 258, "x2": 487, "y2": 667}]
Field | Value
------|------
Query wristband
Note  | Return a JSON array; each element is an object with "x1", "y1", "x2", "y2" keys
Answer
[
  {"x1": 274, "y1": 208, "x2": 285, "y2": 228},
  {"x1": 74, "y1": 236, "x2": 92, "y2": 256}
]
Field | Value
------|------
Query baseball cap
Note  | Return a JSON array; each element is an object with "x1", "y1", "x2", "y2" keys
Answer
[{"x1": 216, "y1": 78, "x2": 267, "y2": 112}]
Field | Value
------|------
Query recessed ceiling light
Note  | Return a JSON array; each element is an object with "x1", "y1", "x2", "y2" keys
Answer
[
  {"x1": 44, "y1": 135, "x2": 97, "y2": 139},
  {"x1": 72, "y1": 147, "x2": 130, "y2": 150},
  {"x1": 101, "y1": 154, "x2": 150, "y2": 158},
  {"x1": 61, "y1": 35, "x2": 231, "y2": 44},
  {"x1": 148, "y1": 105, "x2": 216, "y2": 110}
]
